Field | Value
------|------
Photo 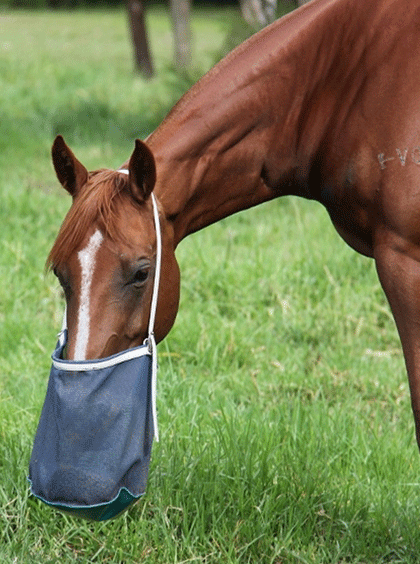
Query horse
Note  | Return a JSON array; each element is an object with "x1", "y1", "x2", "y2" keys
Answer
[{"x1": 48, "y1": 0, "x2": 420, "y2": 452}]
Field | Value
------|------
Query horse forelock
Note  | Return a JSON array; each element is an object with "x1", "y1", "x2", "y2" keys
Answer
[{"x1": 47, "y1": 170, "x2": 133, "y2": 271}]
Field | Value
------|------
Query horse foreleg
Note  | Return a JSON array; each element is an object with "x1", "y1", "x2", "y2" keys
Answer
[{"x1": 374, "y1": 238, "x2": 420, "y2": 449}]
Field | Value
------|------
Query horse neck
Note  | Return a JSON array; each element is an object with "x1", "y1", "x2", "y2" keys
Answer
[{"x1": 147, "y1": 0, "x2": 402, "y2": 245}]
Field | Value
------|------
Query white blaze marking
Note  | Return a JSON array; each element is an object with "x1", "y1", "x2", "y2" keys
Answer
[{"x1": 74, "y1": 230, "x2": 103, "y2": 360}]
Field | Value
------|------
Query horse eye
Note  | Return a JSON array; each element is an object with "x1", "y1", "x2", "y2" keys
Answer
[{"x1": 132, "y1": 267, "x2": 149, "y2": 287}]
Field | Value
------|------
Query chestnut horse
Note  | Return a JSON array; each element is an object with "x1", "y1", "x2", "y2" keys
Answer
[{"x1": 49, "y1": 0, "x2": 420, "y2": 450}]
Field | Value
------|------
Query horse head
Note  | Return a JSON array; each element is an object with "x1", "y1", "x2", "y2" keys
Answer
[{"x1": 48, "y1": 135, "x2": 180, "y2": 360}]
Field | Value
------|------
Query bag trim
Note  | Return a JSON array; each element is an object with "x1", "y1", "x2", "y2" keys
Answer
[
  {"x1": 27, "y1": 477, "x2": 144, "y2": 521},
  {"x1": 52, "y1": 338, "x2": 151, "y2": 372}
]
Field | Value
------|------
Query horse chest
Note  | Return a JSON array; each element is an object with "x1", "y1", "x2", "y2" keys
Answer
[
  {"x1": 315, "y1": 157, "x2": 378, "y2": 257},
  {"x1": 322, "y1": 190, "x2": 374, "y2": 258}
]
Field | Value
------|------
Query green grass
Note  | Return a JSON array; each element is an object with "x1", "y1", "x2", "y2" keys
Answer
[{"x1": 1, "y1": 5, "x2": 420, "y2": 564}]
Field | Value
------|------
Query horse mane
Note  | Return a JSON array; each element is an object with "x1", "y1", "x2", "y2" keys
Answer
[{"x1": 47, "y1": 170, "x2": 133, "y2": 271}]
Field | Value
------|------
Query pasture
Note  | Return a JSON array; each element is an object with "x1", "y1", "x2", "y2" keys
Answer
[{"x1": 1, "y1": 5, "x2": 420, "y2": 563}]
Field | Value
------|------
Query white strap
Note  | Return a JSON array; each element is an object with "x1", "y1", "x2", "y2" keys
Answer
[
  {"x1": 119, "y1": 169, "x2": 161, "y2": 442},
  {"x1": 148, "y1": 192, "x2": 161, "y2": 441},
  {"x1": 149, "y1": 332, "x2": 159, "y2": 442},
  {"x1": 148, "y1": 192, "x2": 162, "y2": 338}
]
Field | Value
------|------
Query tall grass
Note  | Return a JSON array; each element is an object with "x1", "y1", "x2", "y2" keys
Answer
[{"x1": 1, "y1": 6, "x2": 420, "y2": 564}]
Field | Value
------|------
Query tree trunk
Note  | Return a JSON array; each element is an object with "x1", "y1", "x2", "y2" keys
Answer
[
  {"x1": 240, "y1": 0, "x2": 277, "y2": 28},
  {"x1": 127, "y1": 0, "x2": 154, "y2": 78},
  {"x1": 170, "y1": 0, "x2": 192, "y2": 70}
]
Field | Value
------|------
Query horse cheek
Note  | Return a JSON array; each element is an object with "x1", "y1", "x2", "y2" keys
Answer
[{"x1": 155, "y1": 255, "x2": 180, "y2": 343}]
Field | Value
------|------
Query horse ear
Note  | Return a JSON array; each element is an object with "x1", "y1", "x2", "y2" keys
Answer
[
  {"x1": 128, "y1": 139, "x2": 156, "y2": 202},
  {"x1": 51, "y1": 135, "x2": 89, "y2": 197}
]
